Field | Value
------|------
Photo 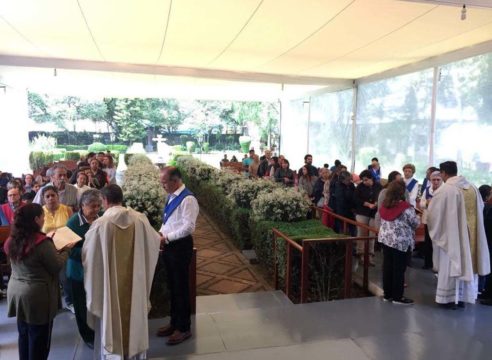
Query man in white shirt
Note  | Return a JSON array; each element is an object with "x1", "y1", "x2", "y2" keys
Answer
[
  {"x1": 33, "y1": 164, "x2": 78, "y2": 210},
  {"x1": 156, "y1": 166, "x2": 199, "y2": 345},
  {"x1": 403, "y1": 163, "x2": 419, "y2": 207}
]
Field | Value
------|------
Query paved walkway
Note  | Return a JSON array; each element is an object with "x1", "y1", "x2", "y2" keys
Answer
[{"x1": 194, "y1": 211, "x2": 271, "y2": 296}]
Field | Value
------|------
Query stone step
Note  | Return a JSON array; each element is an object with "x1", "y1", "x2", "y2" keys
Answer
[{"x1": 196, "y1": 290, "x2": 292, "y2": 314}]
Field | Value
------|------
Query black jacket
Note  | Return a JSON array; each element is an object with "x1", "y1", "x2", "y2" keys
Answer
[
  {"x1": 333, "y1": 181, "x2": 356, "y2": 219},
  {"x1": 258, "y1": 158, "x2": 270, "y2": 177},
  {"x1": 313, "y1": 178, "x2": 326, "y2": 205},
  {"x1": 354, "y1": 182, "x2": 382, "y2": 218}
]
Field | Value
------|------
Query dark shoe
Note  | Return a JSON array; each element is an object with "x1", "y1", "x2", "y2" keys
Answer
[
  {"x1": 383, "y1": 296, "x2": 392, "y2": 302},
  {"x1": 84, "y1": 341, "x2": 94, "y2": 349},
  {"x1": 439, "y1": 302, "x2": 458, "y2": 310},
  {"x1": 156, "y1": 324, "x2": 175, "y2": 337},
  {"x1": 480, "y1": 298, "x2": 492, "y2": 306},
  {"x1": 477, "y1": 293, "x2": 486, "y2": 300},
  {"x1": 166, "y1": 330, "x2": 192, "y2": 345},
  {"x1": 392, "y1": 297, "x2": 414, "y2": 305}
]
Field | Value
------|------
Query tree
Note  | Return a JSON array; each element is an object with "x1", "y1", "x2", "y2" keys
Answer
[
  {"x1": 147, "y1": 98, "x2": 187, "y2": 135},
  {"x1": 113, "y1": 98, "x2": 148, "y2": 143},
  {"x1": 28, "y1": 92, "x2": 52, "y2": 123}
]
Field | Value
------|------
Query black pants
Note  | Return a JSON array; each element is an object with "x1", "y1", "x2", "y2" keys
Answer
[
  {"x1": 69, "y1": 279, "x2": 95, "y2": 345},
  {"x1": 17, "y1": 319, "x2": 53, "y2": 360},
  {"x1": 482, "y1": 239, "x2": 492, "y2": 299},
  {"x1": 423, "y1": 225, "x2": 433, "y2": 268},
  {"x1": 162, "y1": 235, "x2": 193, "y2": 332},
  {"x1": 382, "y1": 244, "x2": 408, "y2": 301},
  {"x1": 59, "y1": 265, "x2": 72, "y2": 305}
]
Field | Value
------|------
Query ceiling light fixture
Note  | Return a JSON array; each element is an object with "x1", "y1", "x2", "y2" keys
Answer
[{"x1": 461, "y1": 4, "x2": 467, "y2": 20}]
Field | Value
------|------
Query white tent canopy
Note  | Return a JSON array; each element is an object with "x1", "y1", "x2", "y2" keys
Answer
[{"x1": 1, "y1": 0, "x2": 492, "y2": 98}]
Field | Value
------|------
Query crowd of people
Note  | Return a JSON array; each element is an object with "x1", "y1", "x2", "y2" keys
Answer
[
  {"x1": 1, "y1": 148, "x2": 492, "y2": 359},
  {"x1": 223, "y1": 150, "x2": 492, "y2": 307},
  {"x1": 1, "y1": 163, "x2": 198, "y2": 360}
]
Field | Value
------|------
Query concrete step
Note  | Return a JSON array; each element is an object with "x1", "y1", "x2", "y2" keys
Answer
[{"x1": 196, "y1": 290, "x2": 292, "y2": 314}]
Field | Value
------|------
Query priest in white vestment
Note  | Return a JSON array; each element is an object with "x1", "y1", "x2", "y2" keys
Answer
[
  {"x1": 83, "y1": 185, "x2": 161, "y2": 359},
  {"x1": 428, "y1": 161, "x2": 490, "y2": 307}
]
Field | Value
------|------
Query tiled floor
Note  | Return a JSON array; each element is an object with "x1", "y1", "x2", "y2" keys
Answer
[
  {"x1": 194, "y1": 211, "x2": 271, "y2": 295},
  {"x1": 3, "y1": 237, "x2": 492, "y2": 360},
  {"x1": 2, "y1": 286, "x2": 492, "y2": 360}
]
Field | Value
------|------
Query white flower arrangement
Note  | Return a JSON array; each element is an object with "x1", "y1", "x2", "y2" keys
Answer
[
  {"x1": 212, "y1": 169, "x2": 243, "y2": 194},
  {"x1": 178, "y1": 156, "x2": 307, "y2": 221},
  {"x1": 128, "y1": 153, "x2": 153, "y2": 166},
  {"x1": 228, "y1": 178, "x2": 279, "y2": 209},
  {"x1": 122, "y1": 160, "x2": 165, "y2": 228},
  {"x1": 177, "y1": 157, "x2": 218, "y2": 182},
  {"x1": 251, "y1": 187, "x2": 311, "y2": 222}
]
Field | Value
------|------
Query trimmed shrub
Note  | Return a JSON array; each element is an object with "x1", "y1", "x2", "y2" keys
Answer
[
  {"x1": 212, "y1": 170, "x2": 243, "y2": 194},
  {"x1": 65, "y1": 151, "x2": 81, "y2": 161},
  {"x1": 122, "y1": 157, "x2": 164, "y2": 229},
  {"x1": 59, "y1": 144, "x2": 88, "y2": 151},
  {"x1": 230, "y1": 207, "x2": 251, "y2": 249},
  {"x1": 251, "y1": 188, "x2": 311, "y2": 222},
  {"x1": 186, "y1": 141, "x2": 195, "y2": 153},
  {"x1": 228, "y1": 179, "x2": 278, "y2": 209},
  {"x1": 202, "y1": 142, "x2": 210, "y2": 153},
  {"x1": 107, "y1": 144, "x2": 128, "y2": 153},
  {"x1": 128, "y1": 154, "x2": 153, "y2": 167},
  {"x1": 53, "y1": 152, "x2": 64, "y2": 162},
  {"x1": 29, "y1": 151, "x2": 54, "y2": 171},
  {"x1": 88, "y1": 142, "x2": 107, "y2": 152}
]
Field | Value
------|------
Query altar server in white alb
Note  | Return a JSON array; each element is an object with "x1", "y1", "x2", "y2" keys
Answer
[
  {"x1": 83, "y1": 184, "x2": 161, "y2": 359},
  {"x1": 428, "y1": 161, "x2": 490, "y2": 308}
]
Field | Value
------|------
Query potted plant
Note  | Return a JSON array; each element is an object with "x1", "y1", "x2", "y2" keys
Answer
[{"x1": 239, "y1": 136, "x2": 251, "y2": 153}]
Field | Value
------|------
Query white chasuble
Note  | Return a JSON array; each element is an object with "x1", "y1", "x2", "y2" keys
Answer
[{"x1": 83, "y1": 206, "x2": 160, "y2": 359}]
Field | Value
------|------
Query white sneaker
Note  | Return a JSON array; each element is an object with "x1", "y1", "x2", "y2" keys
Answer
[{"x1": 65, "y1": 304, "x2": 75, "y2": 314}]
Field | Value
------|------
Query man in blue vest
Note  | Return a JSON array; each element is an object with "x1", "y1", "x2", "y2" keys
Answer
[
  {"x1": 156, "y1": 166, "x2": 199, "y2": 345},
  {"x1": 403, "y1": 163, "x2": 419, "y2": 207}
]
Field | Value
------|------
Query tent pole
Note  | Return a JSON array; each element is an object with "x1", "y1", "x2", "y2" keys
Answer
[
  {"x1": 351, "y1": 81, "x2": 358, "y2": 173},
  {"x1": 429, "y1": 67, "x2": 439, "y2": 166}
]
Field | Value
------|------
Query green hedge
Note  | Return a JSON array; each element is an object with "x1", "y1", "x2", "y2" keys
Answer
[
  {"x1": 88, "y1": 142, "x2": 107, "y2": 152},
  {"x1": 107, "y1": 144, "x2": 128, "y2": 153},
  {"x1": 65, "y1": 151, "x2": 82, "y2": 161},
  {"x1": 29, "y1": 151, "x2": 54, "y2": 171},
  {"x1": 53, "y1": 152, "x2": 64, "y2": 161},
  {"x1": 251, "y1": 220, "x2": 346, "y2": 302},
  {"x1": 57, "y1": 145, "x2": 88, "y2": 151}
]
